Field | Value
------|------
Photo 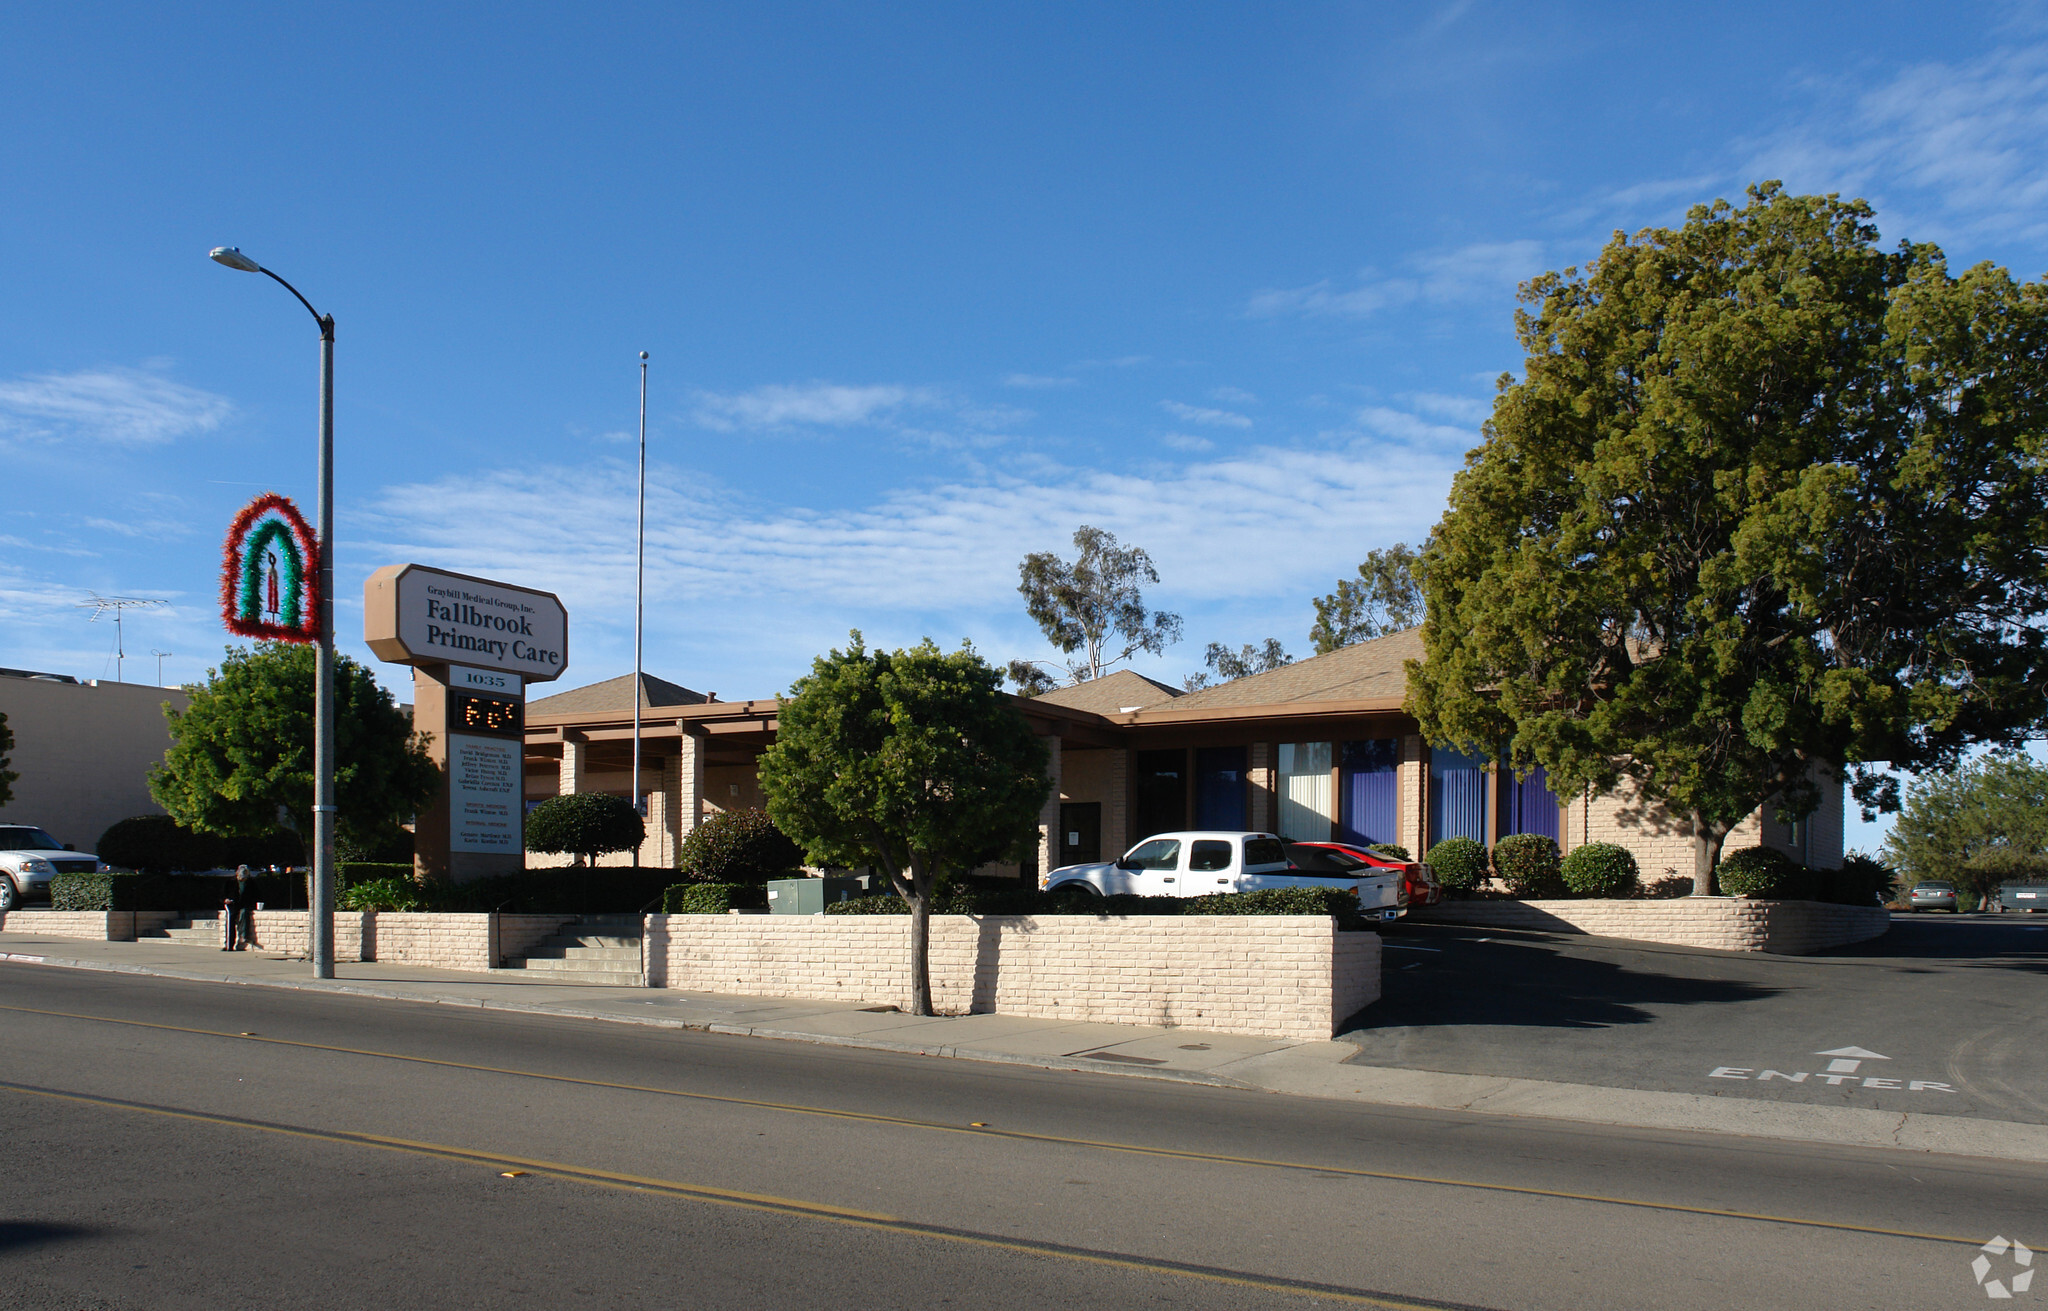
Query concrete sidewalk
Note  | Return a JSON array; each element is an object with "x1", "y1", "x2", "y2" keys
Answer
[{"x1": 6, "y1": 927, "x2": 2047, "y2": 1166}]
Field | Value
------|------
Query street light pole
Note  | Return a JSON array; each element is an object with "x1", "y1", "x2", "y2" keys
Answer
[
  {"x1": 209, "y1": 246, "x2": 338, "y2": 980},
  {"x1": 632, "y1": 352, "x2": 648, "y2": 863}
]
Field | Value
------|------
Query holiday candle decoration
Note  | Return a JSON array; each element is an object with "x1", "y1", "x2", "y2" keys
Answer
[{"x1": 221, "y1": 493, "x2": 320, "y2": 642}]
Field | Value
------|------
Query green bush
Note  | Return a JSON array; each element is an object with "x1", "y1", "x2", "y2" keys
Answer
[
  {"x1": 94, "y1": 814, "x2": 299, "y2": 874},
  {"x1": 338, "y1": 862, "x2": 413, "y2": 889},
  {"x1": 52, "y1": 870, "x2": 275, "y2": 912},
  {"x1": 1424, "y1": 836, "x2": 1489, "y2": 894},
  {"x1": 1494, "y1": 834, "x2": 1565, "y2": 898},
  {"x1": 336, "y1": 820, "x2": 413, "y2": 864},
  {"x1": 1822, "y1": 852, "x2": 1895, "y2": 907},
  {"x1": 338, "y1": 876, "x2": 429, "y2": 912},
  {"x1": 675, "y1": 808, "x2": 805, "y2": 885},
  {"x1": 1188, "y1": 886, "x2": 1365, "y2": 928},
  {"x1": 1366, "y1": 843, "x2": 1412, "y2": 861},
  {"x1": 663, "y1": 882, "x2": 769, "y2": 914},
  {"x1": 1715, "y1": 846, "x2": 1815, "y2": 898},
  {"x1": 824, "y1": 894, "x2": 910, "y2": 914},
  {"x1": 1560, "y1": 842, "x2": 1641, "y2": 899},
  {"x1": 819, "y1": 886, "x2": 1362, "y2": 924},
  {"x1": 524, "y1": 793, "x2": 645, "y2": 865}
]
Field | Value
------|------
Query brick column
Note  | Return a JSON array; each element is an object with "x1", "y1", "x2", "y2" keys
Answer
[
  {"x1": 1104, "y1": 748, "x2": 1130, "y2": 859},
  {"x1": 1400, "y1": 735, "x2": 1426, "y2": 856},
  {"x1": 676, "y1": 729, "x2": 706, "y2": 840},
  {"x1": 1035, "y1": 734, "x2": 1063, "y2": 880},
  {"x1": 1248, "y1": 741, "x2": 1274, "y2": 832},
  {"x1": 559, "y1": 738, "x2": 586, "y2": 795}
]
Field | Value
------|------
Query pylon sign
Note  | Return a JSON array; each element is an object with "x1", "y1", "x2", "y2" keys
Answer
[{"x1": 221, "y1": 493, "x2": 320, "y2": 642}]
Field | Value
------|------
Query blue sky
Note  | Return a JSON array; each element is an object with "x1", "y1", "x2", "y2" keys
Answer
[{"x1": 7, "y1": 2, "x2": 2048, "y2": 853}]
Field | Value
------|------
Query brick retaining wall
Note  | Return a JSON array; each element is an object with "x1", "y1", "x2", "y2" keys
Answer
[
  {"x1": 646, "y1": 914, "x2": 1380, "y2": 1040},
  {"x1": 1413, "y1": 898, "x2": 1889, "y2": 954},
  {"x1": 0, "y1": 910, "x2": 178, "y2": 941}
]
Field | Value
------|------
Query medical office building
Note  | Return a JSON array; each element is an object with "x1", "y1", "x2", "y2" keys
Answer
[{"x1": 521, "y1": 629, "x2": 1842, "y2": 880}]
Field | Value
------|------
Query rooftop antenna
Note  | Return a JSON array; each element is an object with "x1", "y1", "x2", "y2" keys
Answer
[
  {"x1": 150, "y1": 649, "x2": 174, "y2": 687},
  {"x1": 76, "y1": 593, "x2": 167, "y2": 683}
]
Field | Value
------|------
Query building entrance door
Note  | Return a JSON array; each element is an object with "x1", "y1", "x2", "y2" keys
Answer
[{"x1": 1059, "y1": 802, "x2": 1101, "y2": 867}]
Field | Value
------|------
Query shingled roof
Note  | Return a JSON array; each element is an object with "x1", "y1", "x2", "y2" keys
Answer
[
  {"x1": 1031, "y1": 668, "x2": 1184, "y2": 715},
  {"x1": 1162, "y1": 628, "x2": 1423, "y2": 710},
  {"x1": 528, "y1": 672, "x2": 708, "y2": 718}
]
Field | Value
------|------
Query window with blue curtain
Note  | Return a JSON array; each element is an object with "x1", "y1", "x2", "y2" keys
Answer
[
  {"x1": 1429, "y1": 747, "x2": 1488, "y2": 844},
  {"x1": 1194, "y1": 746, "x2": 1247, "y2": 831},
  {"x1": 1338, "y1": 739, "x2": 1400, "y2": 847},
  {"x1": 1500, "y1": 765, "x2": 1561, "y2": 840}
]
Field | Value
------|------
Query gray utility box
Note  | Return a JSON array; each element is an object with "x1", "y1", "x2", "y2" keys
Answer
[{"x1": 766, "y1": 876, "x2": 870, "y2": 915}]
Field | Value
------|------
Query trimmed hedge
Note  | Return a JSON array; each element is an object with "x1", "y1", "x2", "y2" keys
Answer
[
  {"x1": 1560, "y1": 842, "x2": 1641, "y2": 899},
  {"x1": 1366, "y1": 843, "x2": 1412, "y2": 861},
  {"x1": 1494, "y1": 834, "x2": 1564, "y2": 898},
  {"x1": 94, "y1": 814, "x2": 301, "y2": 875},
  {"x1": 52, "y1": 869, "x2": 303, "y2": 912},
  {"x1": 674, "y1": 808, "x2": 804, "y2": 885},
  {"x1": 821, "y1": 885, "x2": 1363, "y2": 927},
  {"x1": 1424, "y1": 837, "x2": 1489, "y2": 894},
  {"x1": 663, "y1": 882, "x2": 769, "y2": 914},
  {"x1": 1715, "y1": 846, "x2": 1814, "y2": 898}
]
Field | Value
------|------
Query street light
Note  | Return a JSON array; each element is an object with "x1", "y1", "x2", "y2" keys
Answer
[{"x1": 209, "y1": 245, "x2": 339, "y2": 981}]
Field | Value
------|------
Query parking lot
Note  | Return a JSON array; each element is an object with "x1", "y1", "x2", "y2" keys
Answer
[{"x1": 1344, "y1": 914, "x2": 2048, "y2": 1124}]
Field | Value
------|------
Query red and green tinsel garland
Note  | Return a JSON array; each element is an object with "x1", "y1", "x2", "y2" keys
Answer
[{"x1": 221, "y1": 493, "x2": 320, "y2": 642}]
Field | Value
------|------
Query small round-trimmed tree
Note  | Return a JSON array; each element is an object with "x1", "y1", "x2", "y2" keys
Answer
[
  {"x1": 1560, "y1": 842, "x2": 1641, "y2": 899},
  {"x1": 1425, "y1": 836, "x2": 1489, "y2": 896},
  {"x1": 1494, "y1": 834, "x2": 1564, "y2": 898},
  {"x1": 675, "y1": 807, "x2": 804, "y2": 885},
  {"x1": 526, "y1": 793, "x2": 644, "y2": 866},
  {"x1": 1715, "y1": 846, "x2": 1807, "y2": 899}
]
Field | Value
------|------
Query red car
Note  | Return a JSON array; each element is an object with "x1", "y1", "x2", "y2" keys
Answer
[{"x1": 1290, "y1": 841, "x2": 1441, "y2": 908}]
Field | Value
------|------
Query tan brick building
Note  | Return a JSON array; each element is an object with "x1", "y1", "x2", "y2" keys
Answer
[{"x1": 522, "y1": 630, "x2": 1842, "y2": 878}]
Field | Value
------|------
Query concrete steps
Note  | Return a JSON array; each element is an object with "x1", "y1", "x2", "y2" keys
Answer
[
  {"x1": 140, "y1": 913, "x2": 226, "y2": 947},
  {"x1": 501, "y1": 917, "x2": 645, "y2": 986}
]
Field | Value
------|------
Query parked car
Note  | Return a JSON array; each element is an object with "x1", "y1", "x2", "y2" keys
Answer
[
  {"x1": 1041, "y1": 831, "x2": 1406, "y2": 923},
  {"x1": 1906, "y1": 881, "x2": 1958, "y2": 913},
  {"x1": 1997, "y1": 884, "x2": 2047, "y2": 913},
  {"x1": 0, "y1": 825, "x2": 105, "y2": 911},
  {"x1": 1291, "y1": 840, "x2": 1440, "y2": 908}
]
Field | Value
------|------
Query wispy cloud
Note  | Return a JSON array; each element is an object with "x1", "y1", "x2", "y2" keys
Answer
[
  {"x1": 1209, "y1": 386, "x2": 1258, "y2": 404},
  {"x1": 1742, "y1": 40, "x2": 2048, "y2": 244},
  {"x1": 1160, "y1": 432, "x2": 1215, "y2": 452},
  {"x1": 1400, "y1": 392, "x2": 1492, "y2": 425},
  {"x1": 1002, "y1": 373, "x2": 1078, "y2": 389},
  {"x1": 692, "y1": 381, "x2": 937, "y2": 431},
  {"x1": 1248, "y1": 240, "x2": 1546, "y2": 319},
  {"x1": 1160, "y1": 400, "x2": 1252, "y2": 428},
  {"x1": 0, "y1": 367, "x2": 235, "y2": 447}
]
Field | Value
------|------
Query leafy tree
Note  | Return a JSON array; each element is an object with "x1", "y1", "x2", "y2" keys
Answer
[
  {"x1": 525, "y1": 793, "x2": 645, "y2": 866},
  {"x1": 1310, "y1": 544, "x2": 1424, "y2": 654},
  {"x1": 96, "y1": 813, "x2": 299, "y2": 873},
  {"x1": 675, "y1": 806, "x2": 805, "y2": 884},
  {"x1": 758, "y1": 633, "x2": 1050, "y2": 1016},
  {"x1": 1885, "y1": 751, "x2": 2048, "y2": 900},
  {"x1": 1408, "y1": 184, "x2": 2048, "y2": 895},
  {"x1": 1011, "y1": 525, "x2": 1183, "y2": 688},
  {"x1": 1183, "y1": 638, "x2": 1292, "y2": 692},
  {"x1": 0, "y1": 710, "x2": 15, "y2": 807},
  {"x1": 150, "y1": 644, "x2": 439, "y2": 867}
]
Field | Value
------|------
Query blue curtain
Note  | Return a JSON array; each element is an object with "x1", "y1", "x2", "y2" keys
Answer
[
  {"x1": 1430, "y1": 747, "x2": 1488, "y2": 843},
  {"x1": 1194, "y1": 746, "x2": 1247, "y2": 831},
  {"x1": 1338, "y1": 739, "x2": 1400, "y2": 846},
  {"x1": 1503, "y1": 766, "x2": 1560, "y2": 839}
]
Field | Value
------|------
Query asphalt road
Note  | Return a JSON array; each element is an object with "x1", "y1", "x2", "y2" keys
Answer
[
  {"x1": 3, "y1": 962, "x2": 2042, "y2": 1310},
  {"x1": 1349, "y1": 916, "x2": 2048, "y2": 1123}
]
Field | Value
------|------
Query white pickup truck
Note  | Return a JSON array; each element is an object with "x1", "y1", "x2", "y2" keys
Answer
[{"x1": 1041, "y1": 831, "x2": 1406, "y2": 923}]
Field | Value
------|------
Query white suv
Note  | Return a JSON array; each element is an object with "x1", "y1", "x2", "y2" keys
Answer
[
  {"x1": 0, "y1": 825, "x2": 105, "y2": 911},
  {"x1": 1042, "y1": 830, "x2": 1405, "y2": 921}
]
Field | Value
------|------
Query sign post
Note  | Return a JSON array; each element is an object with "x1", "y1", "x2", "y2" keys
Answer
[{"x1": 365, "y1": 564, "x2": 568, "y2": 883}]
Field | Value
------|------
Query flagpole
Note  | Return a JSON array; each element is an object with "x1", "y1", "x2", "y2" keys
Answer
[{"x1": 633, "y1": 352, "x2": 648, "y2": 863}]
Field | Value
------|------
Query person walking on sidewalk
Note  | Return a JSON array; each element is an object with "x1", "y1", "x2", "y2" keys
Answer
[{"x1": 223, "y1": 866, "x2": 258, "y2": 951}]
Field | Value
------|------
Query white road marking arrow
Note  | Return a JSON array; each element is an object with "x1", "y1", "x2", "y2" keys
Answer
[{"x1": 1814, "y1": 1046, "x2": 1890, "y2": 1060}]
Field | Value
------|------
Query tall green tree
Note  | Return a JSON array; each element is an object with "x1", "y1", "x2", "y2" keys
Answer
[
  {"x1": 1310, "y1": 544, "x2": 1424, "y2": 654},
  {"x1": 759, "y1": 634, "x2": 1050, "y2": 1016},
  {"x1": 1885, "y1": 752, "x2": 2048, "y2": 899},
  {"x1": 1011, "y1": 525, "x2": 1182, "y2": 688},
  {"x1": 1408, "y1": 184, "x2": 2048, "y2": 894},
  {"x1": 525, "y1": 792, "x2": 645, "y2": 867},
  {"x1": 0, "y1": 710, "x2": 16, "y2": 808},
  {"x1": 1184, "y1": 638, "x2": 1292, "y2": 691},
  {"x1": 150, "y1": 644, "x2": 440, "y2": 866}
]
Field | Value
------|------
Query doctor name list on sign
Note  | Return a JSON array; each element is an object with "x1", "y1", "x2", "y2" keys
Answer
[{"x1": 421, "y1": 594, "x2": 561, "y2": 668}]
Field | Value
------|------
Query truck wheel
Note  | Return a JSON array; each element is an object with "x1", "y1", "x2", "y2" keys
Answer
[
  {"x1": 0, "y1": 877, "x2": 16, "y2": 912},
  {"x1": 1047, "y1": 882, "x2": 1100, "y2": 909}
]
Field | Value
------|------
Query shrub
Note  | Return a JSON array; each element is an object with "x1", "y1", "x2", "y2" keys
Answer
[
  {"x1": 824, "y1": 894, "x2": 910, "y2": 914},
  {"x1": 339, "y1": 862, "x2": 413, "y2": 889},
  {"x1": 525, "y1": 794, "x2": 645, "y2": 865},
  {"x1": 820, "y1": 886, "x2": 1363, "y2": 923},
  {"x1": 1560, "y1": 842, "x2": 1641, "y2": 899},
  {"x1": 337, "y1": 820, "x2": 413, "y2": 865},
  {"x1": 53, "y1": 870, "x2": 255, "y2": 911},
  {"x1": 338, "y1": 876, "x2": 430, "y2": 912},
  {"x1": 94, "y1": 814, "x2": 299, "y2": 874},
  {"x1": 1424, "y1": 836, "x2": 1489, "y2": 895},
  {"x1": 1188, "y1": 886, "x2": 1364, "y2": 928},
  {"x1": 1366, "y1": 843, "x2": 1412, "y2": 861},
  {"x1": 1715, "y1": 846, "x2": 1815, "y2": 898},
  {"x1": 1822, "y1": 852, "x2": 1896, "y2": 907},
  {"x1": 663, "y1": 882, "x2": 768, "y2": 914},
  {"x1": 1494, "y1": 834, "x2": 1564, "y2": 898},
  {"x1": 675, "y1": 807, "x2": 805, "y2": 885}
]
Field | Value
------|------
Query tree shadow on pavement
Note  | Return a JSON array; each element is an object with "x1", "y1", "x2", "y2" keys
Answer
[{"x1": 0, "y1": 1221, "x2": 106, "y2": 1253}]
